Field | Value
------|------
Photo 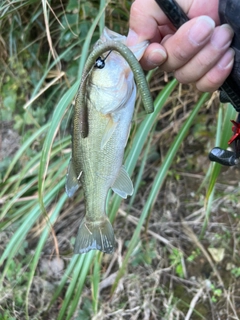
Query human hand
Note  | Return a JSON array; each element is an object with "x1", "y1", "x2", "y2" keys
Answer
[{"x1": 127, "y1": 0, "x2": 235, "y2": 92}]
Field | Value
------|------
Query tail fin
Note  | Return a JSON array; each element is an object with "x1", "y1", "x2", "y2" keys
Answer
[{"x1": 74, "y1": 216, "x2": 115, "y2": 254}]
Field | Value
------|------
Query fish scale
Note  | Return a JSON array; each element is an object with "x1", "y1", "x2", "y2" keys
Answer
[{"x1": 79, "y1": 107, "x2": 128, "y2": 219}]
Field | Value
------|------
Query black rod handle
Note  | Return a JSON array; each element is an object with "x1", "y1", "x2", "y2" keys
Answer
[{"x1": 155, "y1": 0, "x2": 189, "y2": 29}]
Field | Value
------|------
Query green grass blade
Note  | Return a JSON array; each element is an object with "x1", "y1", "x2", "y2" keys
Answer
[
  {"x1": 128, "y1": 125, "x2": 155, "y2": 208},
  {"x1": 111, "y1": 92, "x2": 210, "y2": 294},
  {"x1": 99, "y1": 0, "x2": 106, "y2": 34},
  {"x1": 57, "y1": 255, "x2": 85, "y2": 320},
  {"x1": 65, "y1": 252, "x2": 95, "y2": 320},
  {"x1": 109, "y1": 78, "x2": 178, "y2": 223},
  {"x1": 77, "y1": 2, "x2": 109, "y2": 79},
  {"x1": 0, "y1": 177, "x2": 38, "y2": 220},
  {"x1": 206, "y1": 104, "x2": 237, "y2": 197},
  {"x1": 126, "y1": 79, "x2": 179, "y2": 176},
  {"x1": 0, "y1": 179, "x2": 65, "y2": 270},
  {"x1": 38, "y1": 83, "x2": 78, "y2": 216},
  {"x1": 27, "y1": 41, "x2": 82, "y2": 109},
  {"x1": 200, "y1": 104, "x2": 237, "y2": 237},
  {"x1": 3, "y1": 124, "x2": 49, "y2": 181},
  {"x1": 92, "y1": 252, "x2": 101, "y2": 314},
  {"x1": 56, "y1": 252, "x2": 95, "y2": 320},
  {"x1": 197, "y1": 104, "x2": 223, "y2": 192},
  {"x1": 0, "y1": 201, "x2": 34, "y2": 230},
  {"x1": 25, "y1": 192, "x2": 68, "y2": 319},
  {"x1": 48, "y1": 255, "x2": 81, "y2": 311}
]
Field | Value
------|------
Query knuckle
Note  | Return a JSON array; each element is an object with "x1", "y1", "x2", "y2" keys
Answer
[
  {"x1": 172, "y1": 45, "x2": 189, "y2": 63},
  {"x1": 196, "y1": 83, "x2": 217, "y2": 93},
  {"x1": 206, "y1": 69, "x2": 226, "y2": 88},
  {"x1": 174, "y1": 70, "x2": 189, "y2": 84},
  {"x1": 130, "y1": 1, "x2": 143, "y2": 18},
  {"x1": 196, "y1": 75, "x2": 220, "y2": 92},
  {"x1": 195, "y1": 53, "x2": 213, "y2": 69}
]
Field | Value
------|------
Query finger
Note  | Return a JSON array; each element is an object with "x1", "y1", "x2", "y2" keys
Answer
[
  {"x1": 127, "y1": 0, "x2": 219, "y2": 46},
  {"x1": 127, "y1": 0, "x2": 176, "y2": 45},
  {"x1": 159, "y1": 16, "x2": 215, "y2": 72},
  {"x1": 195, "y1": 48, "x2": 235, "y2": 92},
  {"x1": 140, "y1": 43, "x2": 167, "y2": 70},
  {"x1": 189, "y1": 0, "x2": 220, "y2": 23},
  {"x1": 174, "y1": 24, "x2": 234, "y2": 83},
  {"x1": 142, "y1": 16, "x2": 215, "y2": 70}
]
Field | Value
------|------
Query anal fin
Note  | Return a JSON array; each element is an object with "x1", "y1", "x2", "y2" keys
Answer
[{"x1": 111, "y1": 165, "x2": 134, "y2": 199}]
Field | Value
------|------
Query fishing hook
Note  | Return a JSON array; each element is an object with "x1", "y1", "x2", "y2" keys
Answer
[{"x1": 94, "y1": 50, "x2": 112, "y2": 69}]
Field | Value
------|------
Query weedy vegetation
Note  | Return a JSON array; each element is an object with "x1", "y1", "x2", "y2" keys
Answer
[{"x1": 1, "y1": 0, "x2": 240, "y2": 319}]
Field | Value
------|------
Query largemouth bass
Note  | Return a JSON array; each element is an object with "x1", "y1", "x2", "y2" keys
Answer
[{"x1": 66, "y1": 28, "x2": 153, "y2": 254}]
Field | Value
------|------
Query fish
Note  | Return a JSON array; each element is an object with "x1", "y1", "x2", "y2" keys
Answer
[{"x1": 65, "y1": 27, "x2": 153, "y2": 254}]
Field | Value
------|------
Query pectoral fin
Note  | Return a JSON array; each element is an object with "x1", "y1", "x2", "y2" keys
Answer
[
  {"x1": 101, "y1": 118, "x2": 118, "y2": 150},
  {"x1": 65, "y1": 158, "x2": 81, "y2": 198},
  {"x1": 111, "y1": 166, "x2": 134, "y2": 199}
]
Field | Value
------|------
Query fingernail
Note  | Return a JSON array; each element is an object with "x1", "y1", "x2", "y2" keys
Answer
[
  {"x1": 189, "y1": 16, "x2": 215, "y2": 46},
  {"x1": 211, "y1": 24, "x2": 234, "y2": 50},
  {"x1": 147, "y1": 49, "x2": 167, "y2": 66},
  {"x1": 218, "y1": 48, "x2": 235, "y2": 69},
  {"x1": 127, "y1": 29, "x2": 139, "y2": 46}
]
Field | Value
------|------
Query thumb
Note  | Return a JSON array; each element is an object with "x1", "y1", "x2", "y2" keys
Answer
[{"x1": 127, "y1": 29, "x2": 140, "y2": 46}]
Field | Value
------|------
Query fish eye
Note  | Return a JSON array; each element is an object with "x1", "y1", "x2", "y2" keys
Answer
[{"x1": 94, "y1": 57, "x2": 105, "y2": 69}]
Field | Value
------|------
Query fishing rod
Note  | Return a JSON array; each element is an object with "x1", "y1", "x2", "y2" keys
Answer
[{"x1": 155, "y1": 0, "x2": 240, "y2": 166}]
